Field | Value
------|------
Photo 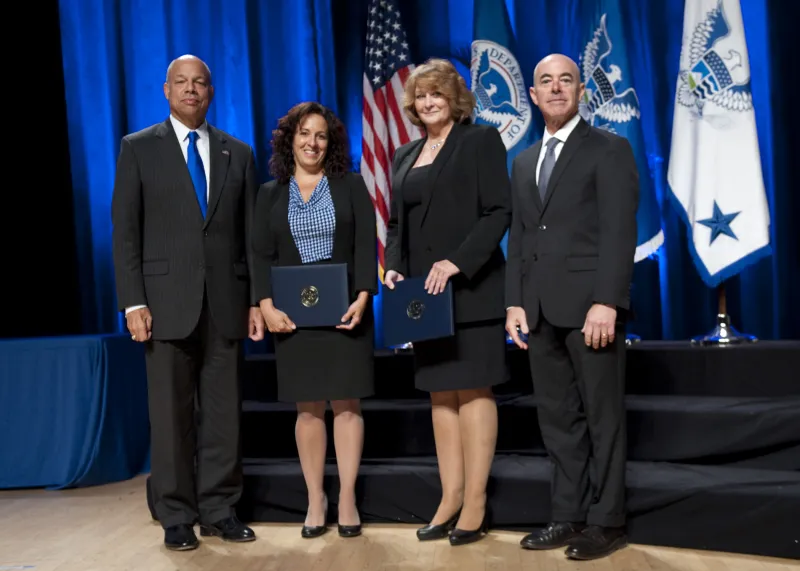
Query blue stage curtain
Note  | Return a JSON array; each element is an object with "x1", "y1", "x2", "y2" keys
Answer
[
  {"x1": 0, "y1": 335, "x2": 150, "y2": 489},
  {"x1": 59, "y1": 0, "x2": 798, "y2": 341}
]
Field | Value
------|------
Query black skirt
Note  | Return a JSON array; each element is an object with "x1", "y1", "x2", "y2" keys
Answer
[
  {"x1": 273, "y1": 303, "x2": 375, "y2": 403},
  {"x1": 412, "y1": 318, "x2": 508, "y2": 392}
]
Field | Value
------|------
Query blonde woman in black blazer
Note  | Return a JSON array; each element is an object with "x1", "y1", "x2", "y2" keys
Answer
[
  {"x1": 384, "y1": 58, "x2": 512, "y2": 546},
  {"x1": 252, "y1": 102, "x2": 377, "y2": 539}
]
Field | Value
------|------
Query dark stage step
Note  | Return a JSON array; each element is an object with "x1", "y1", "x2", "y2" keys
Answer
[
  {"x1": 241, "y1": 395, "x2": 800, "y2": 471},
  {"x1": 242, "y1": 340, "x2": 800, "y2": 400},
  {"x1": 237, "y1": 455, "x2": 800, "y2": 560}
]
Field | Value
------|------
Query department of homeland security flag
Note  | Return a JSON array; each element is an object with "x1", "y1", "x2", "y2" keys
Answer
[
  {"x1": 667, "y1": 0, "x2": 771, "y2": 287},
  {"x1": 578, "y1": 1, "x2": 665, "y2": 262},
  {"x1": 470, "y1": 0, "x2": 533, "y2": 254}
]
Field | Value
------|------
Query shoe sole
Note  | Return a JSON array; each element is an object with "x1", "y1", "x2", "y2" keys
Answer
[
  {"x1": 165, "y1": 543, "x2": 199, "y2": 551},
  {"x1": 199, "y1": 528, "x2": 257, "y2": 542},
  {"x1": 565, "y1": 538, "x2": 628, "y2": 560}
]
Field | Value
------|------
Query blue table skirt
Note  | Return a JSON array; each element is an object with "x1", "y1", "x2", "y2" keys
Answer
[{"x1": 0, "y1": 334, "x2": 150, "y2": 489}]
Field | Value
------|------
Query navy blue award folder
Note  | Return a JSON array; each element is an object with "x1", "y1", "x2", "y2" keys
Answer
[
  {"x1": 382, "y1": 276, "x2": 455, "y2": 347},
  {"x1": 271, "y1": 263, "x2": 350, "y2": 328}
]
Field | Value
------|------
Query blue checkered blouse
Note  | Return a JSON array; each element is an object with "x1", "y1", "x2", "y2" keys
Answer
[{"x1": 288, "y1": 175, "x2": 336, "y2": 263}]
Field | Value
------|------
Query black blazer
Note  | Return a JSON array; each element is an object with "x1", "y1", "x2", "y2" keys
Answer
[
  {"x1": 505, "y1": 117, "x2": 639, "y2": 330},
  {"x1": 111, "y1": 118, "x2": 258, "y2": 341},
  {"x1": 251, "y1": 172, "x2": 378, "y2": 303},
  {"x1": 385, "y1": 122, "x2": 511, "y2": 324}
]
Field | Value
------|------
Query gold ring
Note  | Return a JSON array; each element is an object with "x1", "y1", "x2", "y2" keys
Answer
[{"x1": 601, "y1": 334, "x2": 608, "y2": 338}]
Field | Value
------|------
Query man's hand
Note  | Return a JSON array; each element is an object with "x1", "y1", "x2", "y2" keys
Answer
[
  {"x1": 248, "y1": 306, "x2": 265, "y2": 341},
  {"x1": 582, "y1": 304, "x2": 617, "y2": 349},
  {"x1": 338, "y1": 292, "x2": 369, "y2": 331},
  {"x1": 425, "y1": 260, "x2": 459, "y2": 294},
  {"x1": 384, "y1": 270, "x2": 405, "y2": 289},
  {"x1": 126, "y1": 308, "x2": 152, "y2": 342},
  {"x1": 505, "y1": 307, "x2": 529, "y2": 350}
]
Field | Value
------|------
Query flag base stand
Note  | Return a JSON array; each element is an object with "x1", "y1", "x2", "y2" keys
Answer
[
  {"x1": 690, "y1": 284, "x2": 757, "y2": 346},
  {"x1": 691, "y1": 313, "x2": 758, "y2": 346}
]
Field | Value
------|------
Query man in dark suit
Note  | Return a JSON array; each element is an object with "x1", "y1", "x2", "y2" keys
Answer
[
  {"x1": 111, "y1": 55, "x2": 264, "y2": 551},
  {"x1": 505, "y1": 54, "x2": 638, "y2": 560}
]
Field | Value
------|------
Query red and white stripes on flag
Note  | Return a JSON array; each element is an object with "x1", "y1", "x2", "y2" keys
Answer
[{"x1": 360, "y1": 0, "x2": 424, "y2": 280}]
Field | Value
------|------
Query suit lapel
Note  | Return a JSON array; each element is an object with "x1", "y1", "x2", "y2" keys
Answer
[
  {"x1": 541, "y1": 118, "x2": 590, "y2": 213},
  {"x1": 392, "y1": 138, "x2": 424, "y2": 231},
  {"x1": 526, "y1": 140, "x2": 543, "y2": 212},
  {"x1": 276, "y1": 182, "x2": 303, "y2": 264},
  {"x1": 205, "y1": 125, "x2": 230, "y2": 228},
  {"x1": 156, "y1": 120, "x2": 198, "y2": 207},
  {"x1": 328, "y1": 176, "x2": 348, "y2": 261},
  {"x1": 420, "y1": 122, "x2": 463, "y2": 225}
]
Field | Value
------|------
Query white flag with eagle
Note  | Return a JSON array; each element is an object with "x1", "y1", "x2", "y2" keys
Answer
[{"x1": 667, "y1": 0, "x2": 771, "y2": 287}]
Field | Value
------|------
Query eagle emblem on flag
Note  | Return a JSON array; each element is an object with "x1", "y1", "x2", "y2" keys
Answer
[
  {"x1": 677, "y1": 0, "x2": 753, "y2": 116},
  {"x1": 578, "y1": 14, "x2": 641, "y2": 134}
]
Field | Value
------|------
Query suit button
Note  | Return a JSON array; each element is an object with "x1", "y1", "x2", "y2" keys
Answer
[
  {"x1": 204, "y1": 231, "x2": 208, "y2": 237},
  {"x1": 539, "y1": 225, "x2": 547, "y2": 230},
  {"x1": 532, "y1": 254, "x2": 538, "y2": 262}
]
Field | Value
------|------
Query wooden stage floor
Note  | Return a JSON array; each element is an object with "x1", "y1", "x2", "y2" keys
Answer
[{"x1": 0, "y1": 475, "x2": 796, "y2": 571}]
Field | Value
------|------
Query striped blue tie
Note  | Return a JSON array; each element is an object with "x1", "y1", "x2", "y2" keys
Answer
[{"x1": 187, "y1": 131, "x2": 207, "y2": 218}]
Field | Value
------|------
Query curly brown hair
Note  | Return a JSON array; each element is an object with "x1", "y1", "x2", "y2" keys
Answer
[
  {"x1": 268, "y1": 102, "x2": 352, "y2": 183},
  {"x1": 402, "y1": 58, "x2": 476, "y2": 127}
]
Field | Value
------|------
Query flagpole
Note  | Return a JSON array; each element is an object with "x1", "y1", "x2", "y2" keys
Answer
[{"x1": 690, "y1": 283, "x2": 758, "y2": 346}]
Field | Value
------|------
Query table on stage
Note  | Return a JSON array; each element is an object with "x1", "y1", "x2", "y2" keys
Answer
[{"x1": 0, "y1": 334, "x2": 150, "y2": 489}]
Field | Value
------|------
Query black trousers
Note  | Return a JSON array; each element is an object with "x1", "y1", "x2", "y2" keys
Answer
[
  {"x1": 527, "y1": 312, "x2": 627, "y2": 528},
  {"x1": 144, "y1": 299, "x2": 242, "y2": 529}
]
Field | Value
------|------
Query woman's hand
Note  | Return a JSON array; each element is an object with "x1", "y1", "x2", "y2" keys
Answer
[
  {"x1": 259, "y1": 300, "x2": 296, "y2": 333},
  {"x1": 338, "y1": 292, "x2": 369, "y2": 330},
  {"x1": 425, "y1": 260, "x2": 459, "y2": 294},
  {"x1": 384, "y1": 270, "x2": 405, "y2": 290}
]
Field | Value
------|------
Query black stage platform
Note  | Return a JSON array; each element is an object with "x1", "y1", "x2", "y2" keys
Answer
[{"x1": 159, "y1": 341, "x2": 800, "y2": 559}]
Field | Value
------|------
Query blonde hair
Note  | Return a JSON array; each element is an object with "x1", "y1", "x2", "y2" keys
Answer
[{"x1": 402, "y1": 58, "x2": 476, "y2": 127}]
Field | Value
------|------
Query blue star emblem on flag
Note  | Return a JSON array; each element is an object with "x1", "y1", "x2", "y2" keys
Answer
[{"x1": 697, "y1": 201, "x2": 740, "y2": 244}]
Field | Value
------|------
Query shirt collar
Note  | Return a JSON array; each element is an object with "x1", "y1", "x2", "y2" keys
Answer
[
  {"x1": 542, "y1": 112, "x2": 581, "y2": 147},
  {"x1": 170, "y1": 114, "x2": 209, "y2": 143}
]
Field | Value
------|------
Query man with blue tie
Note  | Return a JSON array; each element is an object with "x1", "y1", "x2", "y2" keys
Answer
[{"x1": 111, "y1": 55, "x2": 265, "y2": 550}]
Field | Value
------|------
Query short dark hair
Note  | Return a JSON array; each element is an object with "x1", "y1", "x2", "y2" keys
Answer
[{"x1": 268, "y1": 102, "x2": 352, "y2": 183}]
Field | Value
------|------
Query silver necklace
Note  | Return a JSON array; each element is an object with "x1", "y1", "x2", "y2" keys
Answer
[{"x1": 429, "y1": 139, "x2": 444, "y2": 151}]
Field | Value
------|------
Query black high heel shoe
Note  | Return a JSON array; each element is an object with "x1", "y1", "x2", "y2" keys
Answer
[
  {"x1": 337, "y1": 502, "x2": 362, "y2": 538},
  {"x1": 301, "y1": 494, "x2": 328, "y2": 538},
  {"x1": 416, "y1": 508, "x2": 462, "y2": 541},
  {"x1": 448, "y1": 508, "x2": 489, "y2": 546}
]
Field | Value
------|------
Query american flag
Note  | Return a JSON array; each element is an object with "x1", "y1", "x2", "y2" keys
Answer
[{"x1": 360, "y1": 0, "x2": 424, "y2": 280}]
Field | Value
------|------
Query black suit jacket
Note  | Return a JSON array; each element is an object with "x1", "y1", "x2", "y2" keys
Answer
[
  {"x1": 385, "y1": 122, "x2": 511, "y2": 324},
  {"x1": 111, "y1": 118, "x2": 258, "y2": 341},
  {"x1": 505, "y1": 117, "x2": 639, "y2": 329},
  {"x1": 251, "y1": 173, "x2": 378, "y2": 303}
]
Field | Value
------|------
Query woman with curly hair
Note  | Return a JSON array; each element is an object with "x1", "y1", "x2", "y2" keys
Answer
[{"x1": 251, "y1": 102, "x2": 377, "y2": 539}]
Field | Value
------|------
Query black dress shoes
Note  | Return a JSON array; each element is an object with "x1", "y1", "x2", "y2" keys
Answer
[
  {"x1": 416, "y1": 510, "x2": 461, "y2": 541},
  {"x1": 565, "y1": 525, "x2": 628, "y2": 560},
  {"x1": 199, "y1": 515, "x2": 256, "y2": 542},
  {"x1": 338, "y1": 522, "x2": 362, "y2": 538},
  {"x1": 164, "y1": 524, "x2": 199, "y2": 551},
  {"x1": 520, "y1": 522, "x2": 585, "y2": 550},
  {"x1": 448, "y1": 510, "x2": 489, "y2": 546}
]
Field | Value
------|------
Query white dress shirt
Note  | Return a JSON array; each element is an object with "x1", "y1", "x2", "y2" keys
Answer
[
  {"x1": 536, "y1": 112, "x2": 582, "y2": 184},
  {"x1": 125, "y1": 116, "x2": 211, "y2": 316}
]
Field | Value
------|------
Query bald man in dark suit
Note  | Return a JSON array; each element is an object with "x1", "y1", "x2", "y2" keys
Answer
[
  {"x1": 112, "y1": 55, "x2": 264, "y2": 551},
  {"x1": 506, "y1": 54, "x2": 638, "y2": 561}
]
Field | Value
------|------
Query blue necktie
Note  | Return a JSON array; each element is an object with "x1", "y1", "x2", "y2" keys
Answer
[
  {"x1": 537, "y1": 137, "x2": 559, "y2": 202},
  {"x1": 187, "y1": 131, "x2": 208, "y2": 218}
]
